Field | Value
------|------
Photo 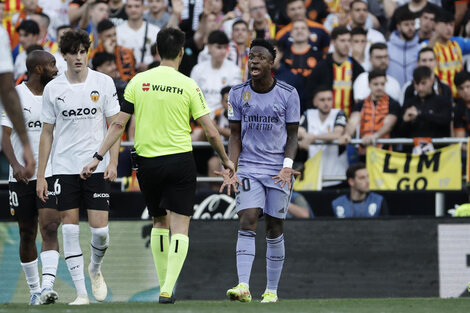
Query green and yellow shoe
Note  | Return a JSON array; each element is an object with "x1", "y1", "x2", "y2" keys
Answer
[
  {"x1": 260, "y1": 292, "x2": 278, "y2": 303},
  {"x1": 226, "y1": 283, "x2": 252, "y2": 302}
]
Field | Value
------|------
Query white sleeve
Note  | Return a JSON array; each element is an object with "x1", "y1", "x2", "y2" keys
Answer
[
  {"x1": 103, "y1": 76, "x2": 120, "y2": 117},
  {"x1": 41, "y1": 85, "x2": 57, "y2": 124},
  {"x1": 0, "y1": 27, "x2": 14, "y2": 74},
  {"x1": 353, "y1": 74, "x2": 367, "y2": 101}
]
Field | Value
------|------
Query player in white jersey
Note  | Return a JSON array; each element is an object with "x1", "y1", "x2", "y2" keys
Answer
[
  {"x1": 36, "y1": 29, "x2": 121, "y2": 306},
  {"x1": 0, "y1": 26, "x2": 36, "y2": 179},
  {"x1": 1, "y1": 51, "x2": 60, "y2": 306}
]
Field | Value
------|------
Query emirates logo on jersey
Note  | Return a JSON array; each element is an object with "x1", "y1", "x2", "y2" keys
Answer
[
  {"x1": 142, "y1": 83, "x2": 150, "y2": 92},
  {"x1": 90, "y1": 91, "x2": 100, "y2": 102}
]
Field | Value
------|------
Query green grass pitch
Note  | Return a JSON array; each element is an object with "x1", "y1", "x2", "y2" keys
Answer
[{"x1": 2, "y1": 298, "x2": 470, "y2": 313}]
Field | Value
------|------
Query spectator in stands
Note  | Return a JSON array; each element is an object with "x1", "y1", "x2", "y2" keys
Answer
[
  {"x1": 324, "y1": 0, "x2": 374, "y2": 32},
  {"x1": 417, "y1": 7, "x2": 435, "y2": 43},
  {"x1": 68, "y1": 0, "x2": 96, "y2": 27},
  {"x1": 400, "y1": 47, "x2": 452, "y2": 105},
  {"x1": 453, "y1": 71, "x2": 470, "y2": 138},
  {"x1": 37, "y1": 0, "x2": 70, "y2": 41},
  {"x1": 79, "y1": 0, "x2": 109, "y2": 49},
  {"x1": 350, "y1": 27, "x2": 368, "y2": 71},
  {"x1": 221, "y1": 0, "x2": 250, "y2": 39},
  {"x1": 349, "y1": 0, "x2": 384, "y2": 44},
  {"x1": 148, "y1": 42, "x2": 161, "y2": 69},
  {"x1": 14, "y1": 44, "x2": 44, "y2": 85},
  {"x1": 340, "y1": 70, "x2": 400, "y2": 149},
  {"x1": 144, "y1": 0, "x2": 170, "y2": 28},
  {"x1": 248, "y1": 0, "x2": 276, "y2": 40},
  {"x1": 193, "y1": 5, "x2": 221, "y2": 60},
  {"x1": 332, "y1": 163, "x2": 388, "y2": 218},
  {"x1": 426, "y1": 11, "x2": 470, "y2": 99},
  {"x1": 307, "y1": 27, "x2": 364, "y2": 116},
  {"x1": 91, "y1": 19, "x2": 136, "y2": 82},
  {"x1": 9, "y1": 0, "x2": 42, "y2": 49},
  {"x1": 282, "y1": 19, "x2": 323, "y2": 89},
  {"x1": 108, "y1": 0, "x2": 127, "y2": 26},
  {"x1": 177, "y1": 0, "x2": 204, "y2": 36},
  {"x1": 30, "y1": 12, "x2": 56, "y2": 47},
  {"x1": 13, "y1": 20, "x2": 40, "y2": 79},
  {"x1": 399, "y1": 66, "x2": 452, "y2": 138},
  {"x1": 298, "y1": 85, "x2": 348, "y2": 188},
  {"x1": 275, "y1": 0, "x2": 330, "y2": 53},
  {"x1": 92, "y1": 51, "x2": 127, "y2": 107},
  {"x1": 227, "y1": 20, "x2": 251, "y2": 82},
  {"x1": 387, "y1": 11, "x2": 420, "y2": 87},
  {"x1": 388, "y1": 0, "x2": 439, "y2": 32},
  {"x1": 190, "y1": 30, "x2": 242, "y2": 116},
  {"x1": 353, "y1": 43, "x2": 401, "y2": 102},
  {"x1": 116, "y1": 0, "x2": 160, "y2": 71},
  {"x1": 287, "y1": 192, "x2": 314, "y2": 218},
  {"x1": 271, "y1": 39, "x2": 305, "y2": 110},
  {"x1": 54, "y1": 24, "x2": 72, "y2": 74}
]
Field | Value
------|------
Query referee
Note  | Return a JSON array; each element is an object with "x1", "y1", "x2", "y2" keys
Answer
[{"x1": 81, "y1": 27, "x2": 236, "y2": 304}]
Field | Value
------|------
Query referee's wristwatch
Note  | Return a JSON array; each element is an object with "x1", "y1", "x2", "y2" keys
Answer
[{"x1": 93, "y1": 152, "x2": 104, "y2": 161}]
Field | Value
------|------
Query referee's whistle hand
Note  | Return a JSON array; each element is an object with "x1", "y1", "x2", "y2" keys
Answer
[{"x1": 36, "y1": 178, "x2": 49, "y2": 203}]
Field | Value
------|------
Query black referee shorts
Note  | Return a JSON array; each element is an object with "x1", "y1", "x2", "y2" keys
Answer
[
  {"x1": 9, "y1": 177, "x2": 58, "y2": 221},
  {"x1": 136, "y1": 152, "x2": 197, "y2": 217}
]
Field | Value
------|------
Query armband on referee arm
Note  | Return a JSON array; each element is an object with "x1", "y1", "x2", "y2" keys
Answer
[{"x1": 283, "y1": 158, "x2": 293, "y2": 169}]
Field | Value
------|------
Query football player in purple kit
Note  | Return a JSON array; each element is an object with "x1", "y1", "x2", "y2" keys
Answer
[{"x1": 217, "y1": 38, "x2": 301, "y2": 303}]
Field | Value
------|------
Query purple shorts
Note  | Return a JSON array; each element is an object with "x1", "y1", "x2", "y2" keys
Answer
[{"x1": 235, "y1": 172, "x2": 294, "y2": 219}]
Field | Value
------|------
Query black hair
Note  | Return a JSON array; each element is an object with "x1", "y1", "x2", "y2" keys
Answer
[
  {"x1": 156, "y1": 27, "x2": 185, "y2": 60},
  {"x1": 221, "y1": 86, "x2": 232, "y2": 96},
  {"x1": 346, "y1": 163, "x2": 366, "y2": 180},
  {"x1": 331, "y1": 26, "x2": 350, "y2": 40},
  {"x1": 150, "y1": 42, "x2": 158, "y2": 57},
  {"x1": 97, "y1": 19, "x2": 115, "y2": 34},
  {"x1": 369, "y1": 42, "x2": 387, "y2": 55},
  {"x1": 16, "y1": 20, "x2": 40, "y2": 35},
  {"x1": 26, "y1": 44, "x2": 44, "y2": 55},
  {"x1": 435, "y1": 10, "x2": 454, "y2": 23},
  {"x1": 232, "y1": 19, "x2": 248, "y2": 30},
  {"x1": 207, "y1": 30, "x2": 229, "y2": 45},
  {"x1": 368, "y1": 69, "x2": 386, "y2": 83},
  {"x1": 56, "y1": 24, "x2": 72, "y2": 37},
  {"x1": 350, "y1": 27, "x2": 367, "y2": 37},
  {"x1": 418, "y1": 47, "x2": 435, "y2": 61},
  {"x1": 59, "y1": 29, "x2": 91, "y2": 54},
  {"x1": 413, "y1": 66, "x2": 433, "y2": 83},
  {"x1": 312, "y1": 85, "x2": 333, "y2": 99},
  {"x1": 250, "y1": 38, "x2": 276, "y2": 60},
  {"x1": 32, "y1": 12, "x2": 50, "y2": 26},
  {"x1": 92, "y1": 52, "x2": 115, "y2": 70},
  {"x1": 396, "y1": 10, "x2": 415, "y2": 24},
  {"x1": 421, "y1": 6, "x2": 436, "y2": 17},
  {"x1": 454, "y1": 70, "x2": 470, "y2": 87},
  {"x1": 350, "y1": 0, "x2": 367, "y2": 10}
]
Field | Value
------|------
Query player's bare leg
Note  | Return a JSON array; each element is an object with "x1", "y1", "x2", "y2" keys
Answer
[
  {"x1": 38, "y1": 208, "x2": 60, "y2": 304},
  {"x1": 18, "y1": 217, "x2": 42, "y2": 305}
]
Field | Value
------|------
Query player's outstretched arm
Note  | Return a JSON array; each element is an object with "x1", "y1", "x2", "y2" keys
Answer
[
  {"x1": 1, "y1": 126, "x2": 28, "y2": 184},
  {"x1": 81, "y1": 111, "x2": 131, "y2": 179},
  {"x1": 273, "y1": 123, "x2": 301, "y2": 190},
  {"x1": 0, "y1": 72, "x2": 35, "y2": 178},
  {"x1": 215, "y1": 121, "x2": 242, "y2": 195},
  {"x1": 37, "y1": 123, "x2": 54, "y2": 202}
]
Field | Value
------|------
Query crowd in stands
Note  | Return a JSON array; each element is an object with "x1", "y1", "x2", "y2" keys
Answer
[{"x1": 2, "y1": 0, "x2": 470, "y2": 192}]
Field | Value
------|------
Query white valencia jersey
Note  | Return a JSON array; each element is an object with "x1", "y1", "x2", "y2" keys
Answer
[
  {"x1": 41, "y1": 70, "x2": 120, "y2": 175},
  {"x1": 1, "y1": 83, "x2": 53, "y2": 182},
  {"x1": 303, "y1": 108, "x2": 348, "y2": 187},
  {"x1": 0, "y1": 27, "x2": 14, "y2": 112},
  {"x1": 190, "y1": 59, "x2": 242, "y2": 115}
]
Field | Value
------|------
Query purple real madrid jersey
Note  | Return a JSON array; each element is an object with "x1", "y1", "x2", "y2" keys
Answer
[{"x1": 228, "y1": 79, "x2": 300, "y2": 175}]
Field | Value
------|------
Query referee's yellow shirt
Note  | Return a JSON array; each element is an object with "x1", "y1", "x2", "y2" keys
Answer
[{"x1": 123, "y1": 66, "x2": 210, "y2": 158}]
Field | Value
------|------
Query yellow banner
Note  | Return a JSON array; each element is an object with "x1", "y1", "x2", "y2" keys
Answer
[
  {"x1": 367, "y1": 144, "x2": 462, "y2": 191},
  {"x1": 293, "y1": 151, "x2": 322, "y2": 191}
]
